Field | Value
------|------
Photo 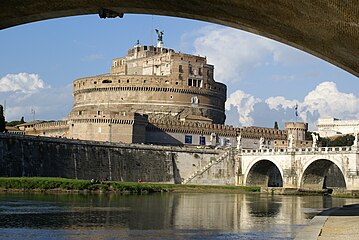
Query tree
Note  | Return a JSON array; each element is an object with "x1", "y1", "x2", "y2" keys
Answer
[
  {"x1": 319, "y1": 134, "x2": 354, "y2": 147},
  {"x1": 274, "y1": 121, "x2": 279, "y2": 129},
  {"x1": 0, "y1": 105, "x2": 6, "y2": 133}
]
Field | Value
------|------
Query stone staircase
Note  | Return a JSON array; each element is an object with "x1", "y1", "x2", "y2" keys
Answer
[{"x1": 181, "y1": 149, "x2": 232, "y2": 184}]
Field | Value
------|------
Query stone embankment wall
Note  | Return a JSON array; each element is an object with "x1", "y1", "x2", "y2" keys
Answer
[{"x1": 0, "y1": 134, "x2": 235, "y2": 184}]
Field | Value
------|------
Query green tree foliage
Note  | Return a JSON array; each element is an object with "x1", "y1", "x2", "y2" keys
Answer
[
  {"x1": 0, "y1": 105, "x2": 6, "y2": 132},
  {"x1": 6, "y1": 121, "x2": 22, "y2": 127},
  {"x1": 274, "y1": 121, "x2": 279, "y2": 129},
  {"x1": 319, "y1": 134, "x2": 354, "y2": 147},
  {"x1": 6, "y1": 116, "x2": 26, "y2": 127},
  {"x1": 305, "y1": 131, "x2": 314, "y2": 141}
]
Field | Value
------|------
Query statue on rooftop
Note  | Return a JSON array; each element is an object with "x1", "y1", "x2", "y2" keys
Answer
[
  {"x1": 259, "y1": 137, "x2": 264, "y2": 149},
  {"x1": 236, "y1": 134, "x2": 242, "y2": 150},
  {"x1": 155, "y1": 29, "x2": 164, "y2": 47},
  {"x1": 288, "y1": 134, "x2": 294, "y2": 149},
  {"x1": 312, "y1": 132, "x2": 318, "y2": 148},
  {"x1": 353, "y1": 132, "x2": 358, "y2": 147},
  {"x1": 155, "y1": 29, "x2": 164, "y2": 42}
]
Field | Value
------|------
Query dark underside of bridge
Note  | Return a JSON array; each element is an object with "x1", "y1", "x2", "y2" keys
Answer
[
  {"x1": 246, "y1": 160, "x2": 283, "y2": 187},
  {"x1": 0, "y1": 1, "x2": 358, "y2": 77},
  {"x1": 301, "y1": 159, "x2": 346, "y2": 190}
]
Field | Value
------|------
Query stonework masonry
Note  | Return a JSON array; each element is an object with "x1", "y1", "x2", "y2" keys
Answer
[
  {"x1": 13, "y1": 44, "x2": 308, "y2": 151},
  {"x1": 0, "y1": 134, "x2": 235, "y2": 185}
]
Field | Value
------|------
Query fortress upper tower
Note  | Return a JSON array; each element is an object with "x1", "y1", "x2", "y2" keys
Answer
[{"x1": 70, "y1": 43, "x2": 227, "y2": 125}]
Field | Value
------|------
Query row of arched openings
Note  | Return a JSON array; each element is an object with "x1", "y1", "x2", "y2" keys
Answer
[{"x1": 246, "y1": 159, "x2": 346, "y2": 189}]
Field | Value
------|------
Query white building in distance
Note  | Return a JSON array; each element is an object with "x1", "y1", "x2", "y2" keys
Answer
[{"x1": 317, "y1": 118, "x2": 359, "y2": 137}]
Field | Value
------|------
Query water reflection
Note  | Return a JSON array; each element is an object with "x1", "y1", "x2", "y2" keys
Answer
[{"x1": 0, "y1": 192, "x2": 358, "y2": 239}]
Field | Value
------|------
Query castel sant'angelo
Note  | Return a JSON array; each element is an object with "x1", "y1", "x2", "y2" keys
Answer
[{"x1": 19, "y1": 33, "x2": 309, "y2": 149}]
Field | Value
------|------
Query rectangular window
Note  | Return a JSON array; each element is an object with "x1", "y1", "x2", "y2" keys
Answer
[
  {"x1": 198, "y1": 68, "x2": 202, "y2": 76},
  {"x1": 193, "y1": 79, "x2": 197, "y2": 87},
  {"x1": 197, "y1": 80, "x2": 202, "y2": 87},
  {"x1": 199, "y1": 136, "x2": 206, "y2": 145},
  {"x1": 185, "y1": 135, "x2": 192, "y2": 144},
  {"x1": 188, "y1": 78, "x2": 193, "y2": 86},
  {"x1": 179, "y1": 65, "x2": 183, "y2": 73}
]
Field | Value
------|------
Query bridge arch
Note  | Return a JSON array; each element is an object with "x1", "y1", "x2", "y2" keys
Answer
[
  {"x1": 244, "y1": 159, "x2": 283, "y2": 187},
  {"x1": 300, "y1": 159, "x2": 346, "y2": 190},
  {"x1": 0, "y1": 1, "x2": 358, "y2": 77}
]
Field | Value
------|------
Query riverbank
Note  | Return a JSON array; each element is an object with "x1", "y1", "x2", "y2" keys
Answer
[
  {"x1": 0, "y1": 177, "x2": 260, "y2": 194},
  {"x1": 295, "y1": 204, "x2": 359, "y2": 240}
]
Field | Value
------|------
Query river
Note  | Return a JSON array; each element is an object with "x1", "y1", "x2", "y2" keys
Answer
[{"x1": 0, "y1": 192, "x2": 358, "y2": 239}]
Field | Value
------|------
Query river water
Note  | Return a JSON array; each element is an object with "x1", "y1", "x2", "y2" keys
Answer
[{"x1": 0, "y1": 192, "x2": 358, "y2": 239}]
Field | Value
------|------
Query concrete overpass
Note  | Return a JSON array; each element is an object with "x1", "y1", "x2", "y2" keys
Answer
[
  {"x1": 238, "y1": 146, "x2": 359, "y2": 191},
  {"x1": 0, "y1": 1, "x2": 358, "y2": 77}
]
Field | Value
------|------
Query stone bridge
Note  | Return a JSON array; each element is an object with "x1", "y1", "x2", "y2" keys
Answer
[{"x1": 237, "y1": 146, "x2": 359, "y2": 191}]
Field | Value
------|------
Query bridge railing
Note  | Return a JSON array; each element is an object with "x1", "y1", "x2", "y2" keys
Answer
[{"x1": 241, "y1": 146, "x2": 354, "y2": 155}]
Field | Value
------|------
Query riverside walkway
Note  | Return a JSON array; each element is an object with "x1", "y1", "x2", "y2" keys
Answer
[{"x1": 295, "y1": 204, "x2": 359, "y2": 239}]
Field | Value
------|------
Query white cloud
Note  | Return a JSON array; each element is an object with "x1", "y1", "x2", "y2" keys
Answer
[
  {"x1": 225, "y1": 90, "x2": 261, "y2": 126},
  {"x1": 0, "y1": 73, "x2": 47, "y2": 93},
  {"x1": 189, "y1": 26, "x2": 310, "y2": 83},
  {"x1": 265, "y1": 82, "x2": 359, "y2": 129},
  {"x1": 225, "y1": 82, "x2": 359, "y2": 130},
  {"x1": 301, "y1": 82, "x2": 359, "y2": 121},
  {"x1": 265, "y1": 96, "x2": 298, "y2": 110},
  {"x1": 0, "y1": 73, "x2": 72, "y2": 121}
]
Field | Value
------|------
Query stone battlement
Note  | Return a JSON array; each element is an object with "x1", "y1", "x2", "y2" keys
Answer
[
  {"x1": 240, "y1": 126, "x2": 287, "y2": 140},
  {"x1": 147, "y1": 119, "x2": 238, "y2": 137},
  {"x1": 32, "y1": 120, "x2": 68, "y2": 130}
]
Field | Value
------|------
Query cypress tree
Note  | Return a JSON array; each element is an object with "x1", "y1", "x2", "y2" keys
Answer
[
  {"x1": 274, "y1": 121, "x2": 279, "y2": 129},
  {"x1": 0, "y1": 105, "x2": 6, "y2": 132}
]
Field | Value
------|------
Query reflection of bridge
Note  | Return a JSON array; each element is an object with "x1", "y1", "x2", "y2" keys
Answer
[{"x1": 237, "y1": 146, "x2": 359, "y2": 191}]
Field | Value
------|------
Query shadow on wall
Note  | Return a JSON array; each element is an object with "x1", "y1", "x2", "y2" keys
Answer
[
  {"x1": 171, "y1": 153, "x2": 182, "y2": 184},
  {"x1": 0, "y1": 134, "x2": 175, "y2": 183},
  {"x1": 145, "y1": 123, "x2": 184, "y2": 146}
]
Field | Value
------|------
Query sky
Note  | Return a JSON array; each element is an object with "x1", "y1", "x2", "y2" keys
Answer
[{"x1": 0, "y1": 14, "x2": 358, "y2": 130}]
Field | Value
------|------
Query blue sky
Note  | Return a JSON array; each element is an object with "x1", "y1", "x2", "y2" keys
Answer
[{"x1": 0, "y1": 14, "x2": 358, "y2": 130}]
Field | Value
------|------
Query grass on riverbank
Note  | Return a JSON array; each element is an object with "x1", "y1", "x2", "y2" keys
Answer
[{"x1": 0, "y1": 177, "x2": 260, "y2": 194}]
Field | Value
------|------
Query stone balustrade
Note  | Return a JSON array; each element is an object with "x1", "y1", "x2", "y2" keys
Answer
[{"x1": 241, "y1": 146, "x2": 355, "y2": 155}]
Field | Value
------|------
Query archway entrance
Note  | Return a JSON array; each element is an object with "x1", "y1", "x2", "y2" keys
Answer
[
  {"x1": 246, "y1": 160, "x2": 283, "y2": 187},
  {"x1": 301, "y1": 159, "x2": 346, "y2": 190}
]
